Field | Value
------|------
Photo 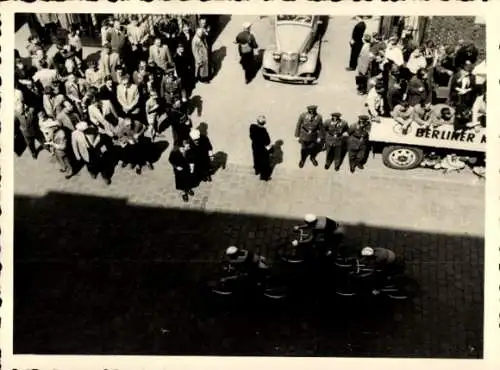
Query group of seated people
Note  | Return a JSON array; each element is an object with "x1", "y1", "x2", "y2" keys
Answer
[{"x1": 358, "y1": 33, "x2": 486, "y2": 132}]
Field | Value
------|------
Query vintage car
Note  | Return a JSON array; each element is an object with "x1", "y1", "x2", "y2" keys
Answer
[{"x1": 262, "y1": 15, "x2": 322, "y2": 84}]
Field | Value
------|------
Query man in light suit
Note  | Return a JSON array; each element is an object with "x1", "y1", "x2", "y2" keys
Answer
[
  {"x1": 42, "y1": 85, "x2": 66, "y2": 119},
  {"x1": 88, "y1": 95, "x2": 120, "y2": 136},
  {"x1": 149, "y1": 37, "x2": 173, "y2": 72},
  {"x1": 116, "y1": 73, "x2": 140, "y2": 119},
  {"x1": 99, "y1": 44, "x2": 121, "y2": 83},
  {"x1": 64, "y1": 73, "x2": 88, "y2": 116}
]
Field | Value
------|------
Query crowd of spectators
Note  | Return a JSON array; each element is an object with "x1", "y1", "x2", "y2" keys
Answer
[
  {"x1": 14, "y1": 15, "x2": 217, "y2": 197},
  {"x1": 356, "y1": 33, "x2": 486, "y2": 133}
]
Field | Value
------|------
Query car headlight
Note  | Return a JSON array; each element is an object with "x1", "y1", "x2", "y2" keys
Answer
[
  {"x1": 299, "y1": 53, "x2": 308, "y2": 62},
  {"x1": 273, "y1": 52, "x2": 281, "y2": 61}
]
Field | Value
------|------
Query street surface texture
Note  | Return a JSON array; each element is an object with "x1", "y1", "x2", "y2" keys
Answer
[{"x1": 14, "y1": 16, "x2": 484, "y2": 357}]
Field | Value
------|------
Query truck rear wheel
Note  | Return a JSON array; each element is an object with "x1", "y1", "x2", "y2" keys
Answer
[{"x1": 382, "y1": 146, "x2": 424, "y2": 170}]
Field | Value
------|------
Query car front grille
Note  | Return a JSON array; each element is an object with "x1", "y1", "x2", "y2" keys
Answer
[{"x1": 279, "y1": 53, "x2": 299, "y2": 76}]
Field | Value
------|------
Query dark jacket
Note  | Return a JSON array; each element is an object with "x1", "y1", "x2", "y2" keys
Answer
[
  {"x1": 15, "y1": 106, "x2": 38, "y2": 137},
  {"x1": 235, "y1": 30, "x2": 258, "y2": 56},
  {"x1": 351, "y1": 21, "x2": 366, "y2": 43},
  {"x1": 295, "y1": 112, "x2": 324, "y2": 142},
  {"x1": 322, "y1": 119, "x2": 349, "y2": 147},
  {"x1": 249, "y1": 123, "x2": 271, "y2": 148},
  {"x1": 169, "y1": 148, "x2": 193, "y2": 191}
]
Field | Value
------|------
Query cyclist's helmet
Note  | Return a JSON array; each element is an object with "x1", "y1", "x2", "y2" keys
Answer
[
  {"x1": 291, "y1": 240, "x2": 299, "y2": 247},
  {"x1": 361, "y1": 246, "x2": 374, "y2": 257},
  {"x1": 226, "y1": 246, "x2": 239, "y2": 258},
  {"x1": 304, "y1": 213, "x2": 317, "y2": 224}
]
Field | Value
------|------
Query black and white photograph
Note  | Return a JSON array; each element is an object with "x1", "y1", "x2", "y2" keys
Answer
[{"x1": 4, "y1": 7, "x2": 493, "y2": 366}]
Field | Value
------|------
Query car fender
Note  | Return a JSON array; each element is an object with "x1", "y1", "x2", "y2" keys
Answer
[
  {"x1": 298, "y1": 42, "x2": 320, "y2": 74},
  {"x1": 262, "y1": 49, "x2": 279, "y2": 71}
]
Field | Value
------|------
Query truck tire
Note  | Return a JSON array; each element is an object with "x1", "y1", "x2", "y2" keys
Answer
[{"x1": 382, "y1": 146, "x2": 424, "y2": 170}]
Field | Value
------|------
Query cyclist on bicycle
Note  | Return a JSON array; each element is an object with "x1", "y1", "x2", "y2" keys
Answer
[
  {"x1": 225, "y1": 246, "x2": 269, "y2": 279},
  {"x1": 359, "y1": 246, "x2": 398, "y2": 277},
  {"x1": 293, "y1": 213, "x2": 345, "y2": 256}
]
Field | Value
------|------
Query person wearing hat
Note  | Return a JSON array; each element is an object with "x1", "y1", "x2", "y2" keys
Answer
[
  {"x1": 358, "y1": 246, "x2": 398, "y2": 285},
  {"x1": 71, "y1": 121, "x2": 113, "y2": 185},
  {"x1": 322, "y1": 112, "x2": 349, "y2": 171},
  {"x1": 249, "y1": 115, "x2": 273, "y2": 181},
  {"x1": 293, "y1": 213, "x2": 345, "y2": 257},
  {"x1": 224, "y1": 245, "x2": 269, "y2": 278},
  {"x1": 347, "y1": 16, "x2": 366, "y2": 71},
  {"x1": 347, "y1": 115, "x2": 371, "y2": 173},
  {"x1": 169, "y1": 140, "x2": 196, "y2": 202},
  {"x1": 295, "y1": 105, "x2": 324, "y2": 168},
  {"x1": 235, "y1": 22, "x2": 259, "y2": 84},
  {"x1": 187, "y1": 128, "x2": 214, "y2": 183},
  {"x1": 160, "y1": 63, "x2": 186, "y2": 107}
]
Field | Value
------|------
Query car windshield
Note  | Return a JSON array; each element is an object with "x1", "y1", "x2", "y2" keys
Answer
[{"x1": 276, "y1": 15, "x2": 313, "y2": 24}]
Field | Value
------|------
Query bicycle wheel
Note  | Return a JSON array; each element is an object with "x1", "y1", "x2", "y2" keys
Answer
[
  {"x1": 209, "y1": 278, "x2": 236, "y2": 296},
  {"x1": 263, "y1": 284, "x2": 289, "y2": 300},
  {"x1": 278, "y1": 245, "x2": 305, "y2": 264},
  {"x1": 334, "y1": 256, "x2": 356, "y2": 269},
  {"x1": 334, "y1": 279, "x2": 358, "y2": 297},
  {"x1": 381, "y1": 275, "x2": 417, "y2": 300}
]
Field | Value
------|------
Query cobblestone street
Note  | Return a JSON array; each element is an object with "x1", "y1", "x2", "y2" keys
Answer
[{"x1": 14, "y1": 15, "x2": 484, "y2": 357}]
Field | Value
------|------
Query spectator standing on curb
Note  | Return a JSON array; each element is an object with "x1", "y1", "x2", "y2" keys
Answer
[
  {"x1": 249, "y1": 115, "x2": 273, "y2": 181},
  {"x1": 347, "y1": 115, "x2": 371, "y2": 173},
  {"x1": 347, "y1": 16, "x2": 366, "y2": 71},
  {"x1": 169, "y1": 140, "x2": 195, "y2": 202},
  {"x1": 188, "y1": 128, "x2": 214, "y2": 183},
  {"x1": 235, "y1": 22, "x2": 259, "y2": 84},
  {"x1": 355, "y1": 33, "x2": 373, "y2": 95}
]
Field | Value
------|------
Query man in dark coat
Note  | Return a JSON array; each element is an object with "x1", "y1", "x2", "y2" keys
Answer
[
  {"x1": 454, "y1": 41, "x2": 478, "y2": 71},
  {"x1": 235, "y1": 22, "x2": 259, "y2": 84},
  {"x1": 187, "y1": 128, "x2": 214, "y2": 183},
  {"x1": 347, "y1": 17, "x2": 366, "y2": 71},
  {"x1": 322, "y1": 112, "x2": 349, "y2": 171},
  {"x1": 15, "y1": 103, "x2": 41, "y2": 159},
  {"x1": 249, "y1": 115, "x2": 273, "y2": 181},
  {"x1": 169, "y1": 99, "x2": 192, "y2": 145},
  {"x1": 173, "y1": 43, "x2": 195, "y2": 97},
  {"x1": 347, "y1": 115, "x2": 371, "y2": 173},
  {"x1": 295, "y1": 105, "x2": 324, "y2": 168},
  {"x1": 169, "y1": 140, "x2": 195, "y2": 202}
]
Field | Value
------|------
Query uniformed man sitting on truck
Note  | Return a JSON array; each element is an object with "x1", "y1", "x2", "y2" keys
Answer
[
  {"x1": 391, "y1": 101, "x2": 414, "y2": 135},
  {"x1": 293, "y1": 213, "x2": 345, "y2": 256}
]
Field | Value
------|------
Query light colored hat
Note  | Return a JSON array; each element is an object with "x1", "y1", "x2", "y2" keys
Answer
[
  {"x1": 226, "y1": 246, "x2": 238, "y2": 256},
  {"x1": 75, "y1": 121, "x2": 89, "y2": 132},
  {"x1": 257, "y1": 115, "x2": 266, "y2": 124},
  {"x1": 304, "y1": 213, "x2": 317, "y2": 223},
  {"x1": 361, "y1": 246, "x2": 374, "y2": 257},
  {"x1": 243, "y1": 22, "x2": 252, "y2": 30},
  {"x1": 291, "y1": 240, "x2": 299, "y2": 247},
  {"x1": 189, "y1": 128, "x2": 201, "y2": 140}
]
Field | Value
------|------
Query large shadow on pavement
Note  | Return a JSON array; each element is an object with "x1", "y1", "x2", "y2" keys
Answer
[{"x1": 14, "y1": 192, "x2": 483, "y2": 358}]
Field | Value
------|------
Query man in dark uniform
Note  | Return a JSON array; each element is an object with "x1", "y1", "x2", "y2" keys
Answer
[
  {"x1": 249, "y1": 115, "x2": 273, "y2": 181},
  {"x1": 347, "y1": 115, "x2": 371, "y2": 173},
  {"x1": 295, "y1": 105, "x2": 324, "y2": 168},
  {"x1": 187, "y1": 128, "x2": 214, "y2": 183},
  {"x1": 161, "y1": 64, "x2": 186, "y2": 108},
  {"x1": 322, "y1": 112, "x2": 349, "y2": 171},
  {"x1": 169, "y1": 99, "x2": 192, "y2": 146},
  {"x1": 347, "y1": 16, "x2": 366, "y2": 71}
]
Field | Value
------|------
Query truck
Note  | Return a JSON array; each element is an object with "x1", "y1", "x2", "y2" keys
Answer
[{"x1": 369, "y1": 117, "x2": 486, "y2": 170}]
